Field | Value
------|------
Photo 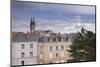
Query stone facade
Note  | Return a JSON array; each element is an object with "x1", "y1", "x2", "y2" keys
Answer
[
  {"x1": 11, "y1": 42, "x2": 38, "y2": 66},
  {"x1": 37, "y1": 41, "x2": 71, "y2": 64}
]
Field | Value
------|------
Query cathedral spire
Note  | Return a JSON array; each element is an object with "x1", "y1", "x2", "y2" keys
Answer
[
  {"x1": 31, "y1": 18, "x2": 32, "y2": 22},
  {"x1": 30, "y1": 17, "x2": 35, "y2": 33},
  {"x1": 33, "y1": 18, "x2": 34, "y2": 21},
  {"x1": 32, "y1": 18, "x2": 35, "y2": 25}
]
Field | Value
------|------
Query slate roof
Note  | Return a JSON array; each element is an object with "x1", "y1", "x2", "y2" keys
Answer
[
  {"x1": 12, "y1": 32, "x2": 39, "y2": 42},
  {"x1": 12, "y1": 32, "x2": 74, "y2": 43},
  {"x1": 38, "y1": 34, "x2": 69, "y2": 43}
]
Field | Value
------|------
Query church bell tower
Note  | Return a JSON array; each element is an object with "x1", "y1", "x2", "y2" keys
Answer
[{"x1": 30, "y1": 18, "x2": 35, "y2": 33}]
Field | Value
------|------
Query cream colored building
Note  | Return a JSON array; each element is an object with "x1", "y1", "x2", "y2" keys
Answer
[{"x1": 37, "y1": 35, "x2": 72, "y2": 64}]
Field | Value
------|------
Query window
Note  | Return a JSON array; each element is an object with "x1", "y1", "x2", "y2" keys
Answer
[
  {"x1": 21, "y1": 44, "x2": 24, "y2": 49},
  {"x1": 56, "y1": 53, "x2": 58, "y2": 57},
  {"x1": 61, "y1": 45, "x2": 64, "y2": 50},
  {"x1": 58, "y1": 38, "x2": 61, "y2": 41},
  {"x1": 50, "y1": 46, "x2": 52, "y2": 51},
  {"x1": 56, "y1": 46, "x2": 58, "y2": 51},
  {"x1": 53, "y1": 38, "x2": 56, "y2": 42},
  {"x1": 51, "y1": 38, "x2": 56, "y2": 42},
  {"x1": 30, "y1": 52, "x2": 33, "y2": 57},
  {"x1": 21, "y1": 52, "x2": 24, "y2": 57},
  {"x1": 48, "y1": 38, "x2": 50, "y2": 42},
  {"x1": 21, "y1": 61, "x2": 24, "y2": 66},
  {"x1": 66, "y1": 37, "x2": 68, "y2": 41},
  {"x1": 30, "y1": 44, "x2": 33, "y2": 48}
]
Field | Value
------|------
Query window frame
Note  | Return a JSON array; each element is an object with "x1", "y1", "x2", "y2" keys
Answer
[
  {"x1": 21, "y1": 52, "x2": 25, "y2": 58},
  {"x1": 56, "y1": 46, "x2": 58, "y2": 51},
  {"x1": 56, "y1": 53, "x2": 59, "y2": 57},
  {"x1": 30, "y1": 52, "x2": 33, "y2": 57},
  {"x1": 21, "y1": 44, "x2": 25, "y2": 49},
  {"x1": 50, "y1": 46, "x2": 53, "y2": 51},
  {"x1": 30, "y1": 44, "x2": 33, "y2": 48},
  {"x1": 61, "y1": 45, "x2": 64, "y2": 50}
]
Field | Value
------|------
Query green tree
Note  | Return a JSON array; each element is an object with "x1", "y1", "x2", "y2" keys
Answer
[{"x1": 68, "y1": 29, "x2": 96, "y2": 62}]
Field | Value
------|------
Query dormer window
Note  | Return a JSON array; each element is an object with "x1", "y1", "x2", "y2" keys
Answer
[
  {"x1": 48, "y1": 38, "x2": 50, "y2": 42},
  {"x1": 66, "y1": 37, "x2": 68, "y2": 41},
  {"x1": 58, "y1": 37, "x2": 61, "y2": 41},
  {"x1": 52, "y1": 38, "x2": 56, "y2": 42}
]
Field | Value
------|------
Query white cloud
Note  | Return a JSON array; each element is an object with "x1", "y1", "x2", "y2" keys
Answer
[
  {"x1": 11, "y1": 20, "x2": 30, "y2": 32},
  {"x1": 12, "y1": 15, "x2": 95, "y2": 34},
  {"x1": 11, "y1": 1, "x2": 95, "y2": 33},
  {"x1": 35, "y1": 16, "x2": 95, "y2": 34}
]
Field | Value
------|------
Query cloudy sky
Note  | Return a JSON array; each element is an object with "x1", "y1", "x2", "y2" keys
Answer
[{"x1": 11, "y1": 1, "x2": 96, "y2": 34}]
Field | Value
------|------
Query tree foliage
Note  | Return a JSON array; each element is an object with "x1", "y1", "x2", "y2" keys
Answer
[{"x1": 68, "y1": 29, "x2": 96, "y2": 62}]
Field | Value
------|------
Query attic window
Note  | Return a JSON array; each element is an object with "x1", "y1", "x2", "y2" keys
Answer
[
  {"x1": 66, "y1": 37, "x2": 68, "y2": 41},
  {"x1": 48, "y1": 38, "x2": 50, "y2": 42},
  {"x1": 58, "y1": 37, "x2": 61, "y2": 41}
]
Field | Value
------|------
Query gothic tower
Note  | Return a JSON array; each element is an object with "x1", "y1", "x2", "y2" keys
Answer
[{"x1": 30, "y1": 18, "x2": 35, "y2": 33}]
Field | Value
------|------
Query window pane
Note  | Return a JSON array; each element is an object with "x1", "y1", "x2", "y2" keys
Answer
[
  {"x1": 56, "y1": 53, "x2": 58, "y2": 57},
  {"x1": 21, "y1": 44, "x2": 24, "y2": 49},
  {"x1": 66, "y1": 37, "x2": 68, "y2": 41},
  {"x1": 56, "y1": 46, "x2": 58, "y2": 51},
  {"x1": 21, "y1": 52, "x2": 24, "y2": 57},
  {"x1": 30, "y1": 52, "x2": 33, "y2": 57},
  {"x1": 30, "y1": 44, "x2": 33, "y2": 48},
  {"x1": 61, "y1": 45, "x2": 64, "y2": 50},
  {"x1": 58, "y1": 38, "x2": 61, "y2": 41},
  {"x1": 50, "y1": 46, "x2": 52, "y2": 51},
  {"x1": 48, "y1": 38, "x2": 50, "y2": 42}
]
